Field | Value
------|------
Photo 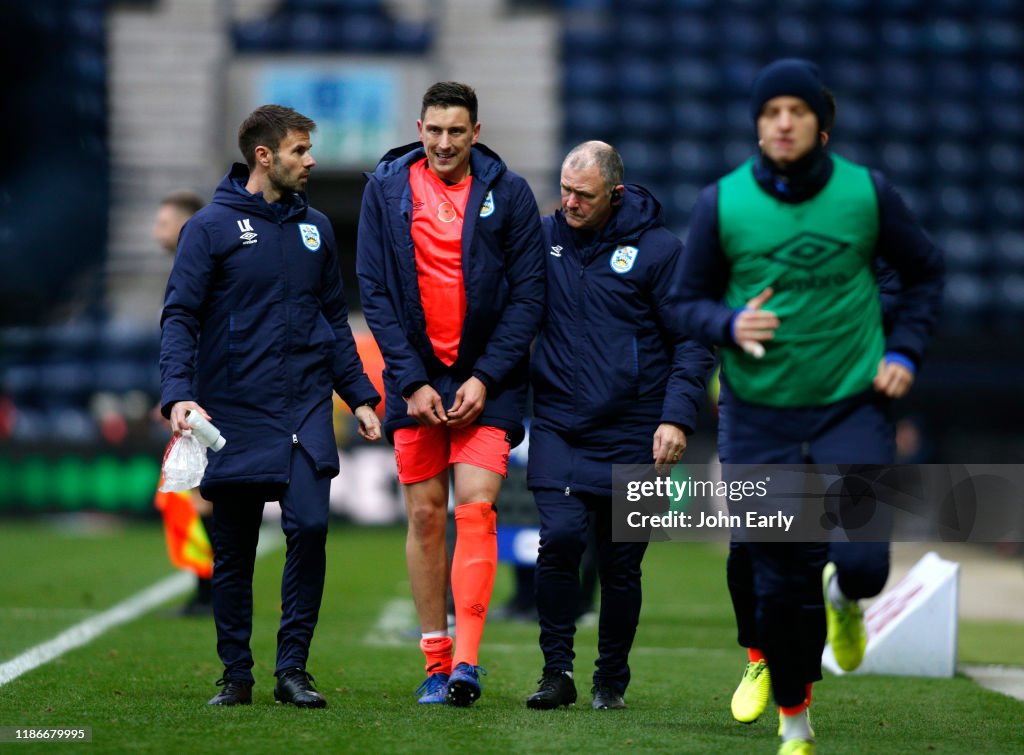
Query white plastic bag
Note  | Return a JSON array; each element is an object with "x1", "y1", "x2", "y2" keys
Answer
[{"x1": 159, "y1": 432, "x2": 208, "y2": 492}]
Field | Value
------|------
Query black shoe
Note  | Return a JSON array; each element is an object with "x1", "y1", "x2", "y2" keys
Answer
[
  {"x1": 591, "y1": 683, "x2": 626, "y2": 710},
  {"x1": 176, "y1": 598, "x2": 214, "y2": 618},
  {"x1": 526, "y1": 670, "x2": 577, "y2": 710},
  {"x1": 274, "y1": 668, "x2": 327, "y2": 709},
  {"x1": 208, "y1": 677, "x2": 252, "y2": 706}
]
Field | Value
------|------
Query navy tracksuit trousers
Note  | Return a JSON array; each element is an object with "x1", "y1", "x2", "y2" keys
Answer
[
  {"x1": 719, "y1": 385, "x2": 894, "y2": 706},
  {"x1": 210, "y1": 445, "x2": 331, "y2": 684},
  {"x1": 534, "y1": 489, "x2": 648, "y2": 695}
]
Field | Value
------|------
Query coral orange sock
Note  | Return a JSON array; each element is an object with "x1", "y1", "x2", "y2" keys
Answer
[
  {"x1": 780, "y1": 700, "x2": 809, "y2": 716},
  {"x1": 419, "y1": 635, "x2": 453, "y2": 676},
  {"x1": 748, "y1": 648, "x2": 766, "y2": 663},
  {"x1": 451, "y1": 501, "x2": 497, "y2": 668}
]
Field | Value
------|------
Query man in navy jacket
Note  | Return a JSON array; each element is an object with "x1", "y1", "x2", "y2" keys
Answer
[
  {"x1": 160, "y1": 105, "x2": 381, "y2": 708},
  {"x1": 526, "y1": 141, "x2": 713, "y2": 711},
  {"x1": 356, "y1": 82, "x2": 545, "y2": 706}
]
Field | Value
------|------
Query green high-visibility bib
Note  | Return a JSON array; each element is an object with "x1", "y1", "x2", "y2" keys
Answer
[{"x1": 717, "y1": 154, "x2": 884, "y2": 407}]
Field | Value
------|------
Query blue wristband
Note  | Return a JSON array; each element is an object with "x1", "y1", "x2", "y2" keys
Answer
[{"x1": 884, "y1": 351, "x2": 916, "y2": 375}]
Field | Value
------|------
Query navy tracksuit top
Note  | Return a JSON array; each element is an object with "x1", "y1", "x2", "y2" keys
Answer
[
  {"x1": 160, "y1": 164, "x2": 379, "y2": 491},
  {"x1": 528, "y1": 185, "x2": 714, "y2": 494},
  {"x1": 356, "y1": 142, "x2": 546, "y2": 446}
]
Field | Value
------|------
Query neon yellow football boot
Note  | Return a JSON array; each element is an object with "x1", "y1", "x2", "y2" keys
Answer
[
  {"x1": 730, "y1": 658, "x2": 771, "y2": 723},
  {"x1": 823, "y1": 561, "x2": 867, "y2": 672},
  {"x1": 777, "y1": 738, "x2": 815, "y2": 755}
]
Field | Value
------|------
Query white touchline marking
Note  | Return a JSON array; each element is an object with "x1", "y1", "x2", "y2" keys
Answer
[
  {"x1": 0, "y1": 529, "x2": 283, "y2": 687},
  {"x1": 961, "y1": 665, "x2": 1024, "y2": 702},
  {"x1": 0, "y1": 572, "x2": 191, "y2": 686}
]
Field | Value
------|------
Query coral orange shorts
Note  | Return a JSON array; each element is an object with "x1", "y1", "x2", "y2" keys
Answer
[{"x1": 393, "y1": 424, "x2": 511, "y2": 485}]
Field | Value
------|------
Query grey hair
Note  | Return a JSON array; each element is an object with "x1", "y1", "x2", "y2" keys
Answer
[{"x1": 562, "y1": 140, "x2": 623, "y2": 192}]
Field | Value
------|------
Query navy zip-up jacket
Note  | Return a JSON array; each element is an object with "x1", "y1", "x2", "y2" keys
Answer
[
  {"x1": 676, "y1": 153, "x2": 944, "y2": 370},
  {"x1": 528, "y1": 185, "x2": 715, "y2": 495},
  {"x1": 160, "y1": 164, "x2": 379, "y2": 491},
  {"x1": 356, "y1": 142, "x2": 545, "y2": 446}
]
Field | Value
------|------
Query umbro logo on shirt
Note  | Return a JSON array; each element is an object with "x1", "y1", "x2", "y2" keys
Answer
[
  {"x1": 237, "y1": 218, "x2": 258, "y2": 245},
  {"x1": 550, "y1": 245, "x2": 563, "y2": 257}
]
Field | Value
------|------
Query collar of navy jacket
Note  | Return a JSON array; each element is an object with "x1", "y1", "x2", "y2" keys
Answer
[
  {"x1": 215, "y1": 162, "x2": 312, "y2": 223},
  {"x1": 556, "y1": 183, "x2": 666, "y2": 262}
]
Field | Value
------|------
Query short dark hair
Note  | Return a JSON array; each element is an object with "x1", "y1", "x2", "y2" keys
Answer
[
  {"x1": 237, "y1": 104, "x2": 317, "y2": 169},
  {"x1": 420, "y1": 82, "x2": 478, "y2": 124},
  {"x1": 159, "y1": 189, "x2": 204, "y2": 217}
]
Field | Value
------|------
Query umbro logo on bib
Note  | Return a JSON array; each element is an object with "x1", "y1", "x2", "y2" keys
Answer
[{"x1": 767, "y1": 232, "x2": 850, "y2": 270}]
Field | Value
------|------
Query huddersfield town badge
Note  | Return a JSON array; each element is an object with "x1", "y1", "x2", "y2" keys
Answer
[
  {"x1": 610, "y1": 245, "x2": 638, "y2": 274},
  {"x1": 299, "y1": 223, "x2": 321, "y2": 252},
  {"x1": 479, "y1": 191, "x2": 495, "y2": 218}
]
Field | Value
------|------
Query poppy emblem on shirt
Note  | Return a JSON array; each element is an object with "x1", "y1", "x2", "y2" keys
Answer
[
  {"x1": 299, "y1": 223, "x2": 321, "y2": 252},
  {"x1": 479, "y1": 191, "x2": 495, "y2": 218},
  {"x1": 610, "y1": 245, "x2": 639, "y2": 274},
  {"x1": 437, "y1": 202, "x2": 458, "y2": 223}
]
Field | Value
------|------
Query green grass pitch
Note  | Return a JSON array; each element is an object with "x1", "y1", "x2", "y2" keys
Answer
[{"x1": 0, "y1": 521, "x2": 1021, "y2": 753}]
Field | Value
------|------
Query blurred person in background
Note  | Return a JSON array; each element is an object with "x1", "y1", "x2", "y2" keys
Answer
[
  {"x1": 160, "y1": 104, "x2": 382, "y2": 708},
  {"x1": 356, "y1": 81, "x2": 545, "y2": 707},
  {"x1": 525, "y1": 141, "x2": 713, "y2": 711},
  {"x1": 153, "y1": 190, "x2": 205, "y2": 258},
  {"x1": 676, "y1": 59, "x2": 944, "y2": 754},
  {"x1": 151, "y1": 189, "x2": 215, "y2": 618}
]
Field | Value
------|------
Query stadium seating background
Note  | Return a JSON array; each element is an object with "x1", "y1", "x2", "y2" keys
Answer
[{"x1": 1, "y1": 0, "x2": 1022, "y2": 514}]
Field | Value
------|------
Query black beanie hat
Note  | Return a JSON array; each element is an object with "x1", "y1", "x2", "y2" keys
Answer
[{"x1": 749, "y1": 58, "x2": 828, "y2": 128}]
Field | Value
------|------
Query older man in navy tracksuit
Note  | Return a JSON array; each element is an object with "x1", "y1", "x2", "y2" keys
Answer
[
  {"x1": 161, "y1": 105, "x2": 381, "y2": 708},
  {"x1": 525, "y1": 141, "x2": 714, "y2": 711}
]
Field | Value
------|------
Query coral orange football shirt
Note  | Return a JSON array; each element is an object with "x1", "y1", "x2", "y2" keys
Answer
[{"x1": 409, "y1": 158, "x2": 470, "y2": 366}]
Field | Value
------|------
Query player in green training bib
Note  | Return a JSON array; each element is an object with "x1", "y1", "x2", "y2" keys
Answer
[{"x1": 675, "y1": 59, "x2": 944, "y2": 755}]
